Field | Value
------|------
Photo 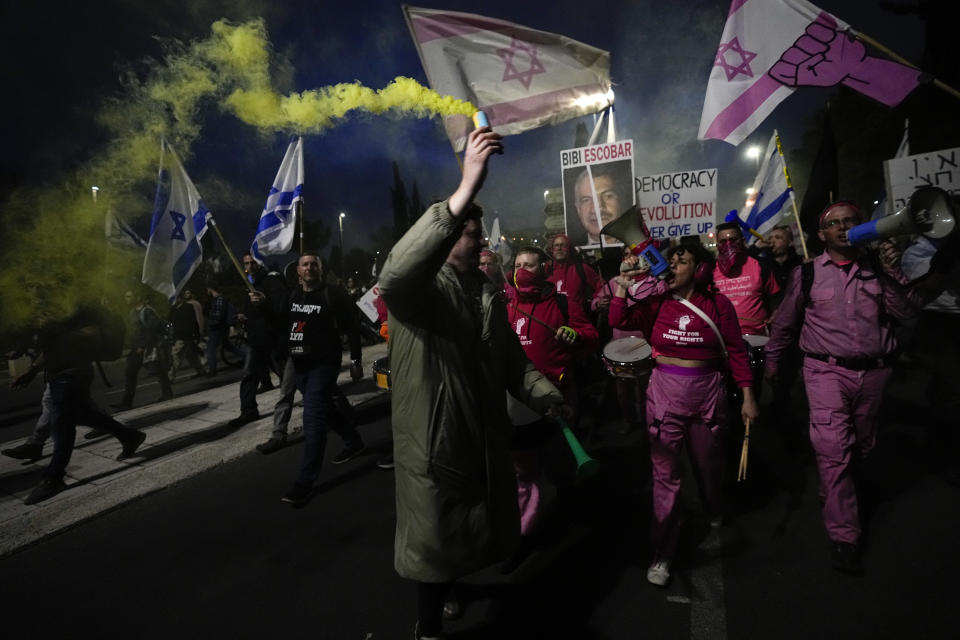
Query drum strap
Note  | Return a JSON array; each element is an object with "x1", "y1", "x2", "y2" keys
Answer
[{"x1": 672, "y1": 295, "x2": 728, "y2": 358}]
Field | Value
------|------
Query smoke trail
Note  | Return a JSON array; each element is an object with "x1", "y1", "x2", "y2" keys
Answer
[
  {"x1": 226, "y1": 76, "x2": 476, "y2": 133},
  {"x1": 0, "y1": 18, "x2": 471, "y2": 335},
  {"x1": 211, "y1": 19, "x2": 475, "y2": 132}
]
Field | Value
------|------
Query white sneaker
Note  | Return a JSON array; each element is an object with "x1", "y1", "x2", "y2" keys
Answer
[{"x1": 646, "y1": 560, "x2": 671, "y2": 586}]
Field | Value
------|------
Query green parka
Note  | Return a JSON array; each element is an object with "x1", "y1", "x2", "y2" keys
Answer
[{"x1": 379, "y1": 201, "x2": 563, "y2": 582}]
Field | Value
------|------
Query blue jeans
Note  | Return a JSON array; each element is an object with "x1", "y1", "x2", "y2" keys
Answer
[
  {"x1": 46, "y1": 366, "x2": 137, "y2": 480},
  {"x1": 293, "y1": 363, "x2": 363, "y2": 489}
]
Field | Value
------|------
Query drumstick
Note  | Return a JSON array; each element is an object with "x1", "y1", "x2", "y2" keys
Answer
[
  {"x1": 511, "y1": 304, "x2": 558, "y2": 333},
  {"x1": 626, "y1": 340, "x2": 649, "y2": 353},
  {"x1": 737, "y1": 418, "x2": 751, "y2": 482}
]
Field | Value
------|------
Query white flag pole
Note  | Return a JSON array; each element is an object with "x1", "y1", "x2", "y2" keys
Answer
[{"x1": 587, "y1": 109, "x2": 607, "y2": 146}]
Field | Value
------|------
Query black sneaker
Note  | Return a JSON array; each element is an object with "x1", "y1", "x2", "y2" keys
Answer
[
  {"x1": 84, "y1": 428, "x2": 109, "y2": 440},
  {"x1": 24, "y1": 477, "x2": 67, "y2": 505},
  {"x1": 256, "y1": 437, "x2": 286, "y2": 455},
  {"x1": 331, "y1": 444, "x2": 365, "y2": 465},
  {"x1": 228, "y1": 412, "x2": 260, "y2": 427},
  {"x1": 2, "y1": 442, "x2": 43, "y2": 461},
  {"x1": 281, "y1": 484, "x2": 312, "y2": 506},
  {"x1": 117, "y1": 431, "x2": 147, "y2": 460},
  {"x1": 831, "y1": 541, "x2": 863, "y2": 574},
  {"x1": 376, "y1": 453, "x2": 395, "y2": 470}
]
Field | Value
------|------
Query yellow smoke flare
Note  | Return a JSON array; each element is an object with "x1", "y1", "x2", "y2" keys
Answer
[
  {"x1": 0, "y1": 18, "x2": 471, "y2": 335},
  {"x1": 227, "y1": 76, "x2": 475, "y2": 133}
]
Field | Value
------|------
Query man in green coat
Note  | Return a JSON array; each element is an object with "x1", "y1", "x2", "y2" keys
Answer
[{"x1": 379, "y1": 127, "x2": 566, "y2": 639}]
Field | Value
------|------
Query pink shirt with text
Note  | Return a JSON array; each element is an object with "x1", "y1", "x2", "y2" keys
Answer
[{"x1": 713, "y1": 256, "x2": 779, "y2": 335}]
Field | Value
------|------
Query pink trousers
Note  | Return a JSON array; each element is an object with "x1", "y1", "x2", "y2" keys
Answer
[
  {"x1": 646, "y1": 365, "x2": 727, "y2": 562},
  {"x1": 803, "y1": 358, "x2": 891, "y2": 544}
]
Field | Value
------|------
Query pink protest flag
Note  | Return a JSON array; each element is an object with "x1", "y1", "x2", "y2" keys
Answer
[
  {"x1": 699, "y1": 0, "x2": 922, "y2": 146},
  {"x1": 403, "y1": 5, "x2": 613, "y2": 151}
]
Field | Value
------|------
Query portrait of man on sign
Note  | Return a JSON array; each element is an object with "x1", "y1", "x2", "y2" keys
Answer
[{"x1": 561, "y1": 157, "x2": 633, "y2": 250}]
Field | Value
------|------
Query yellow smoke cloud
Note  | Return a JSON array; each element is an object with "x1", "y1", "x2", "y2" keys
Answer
[
  {"x1": 227, "y1": 76, "x2": 475, "y2": 133},
  {"x1": 0, "y1": 18, "x2": 472, "y2": 335}
]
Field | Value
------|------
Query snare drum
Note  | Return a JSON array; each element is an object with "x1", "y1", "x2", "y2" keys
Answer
[
  {"x1": 602, "y1": 337, "x2": 654, "y2": 379},
  {"x1": 372, "y1": 357, "x2": 391, "y2": 391},
  {"x1": 742, "y1": 334, "x2": 769, "y2": 373}
]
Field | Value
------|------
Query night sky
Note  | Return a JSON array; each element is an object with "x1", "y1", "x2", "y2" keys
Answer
[{"x1": 0, "y1": 0, "x2": 926, "y2": 256}]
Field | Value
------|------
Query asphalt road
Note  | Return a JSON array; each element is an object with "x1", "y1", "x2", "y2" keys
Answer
[{"x1": 2, "y1": 374, "x2": 959, "y2": 640}]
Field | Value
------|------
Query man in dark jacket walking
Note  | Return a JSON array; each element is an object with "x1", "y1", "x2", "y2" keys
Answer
[
  {"x1": 14, "y1": 304, "x2": 146, "y2": 504},
  {"x1": 229, "y1": 254, "x2": 288, "y2": 427}
]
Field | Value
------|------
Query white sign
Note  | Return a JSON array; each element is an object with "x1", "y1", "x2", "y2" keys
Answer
[
  {"x1": 636, "y1": 169, "x2": 718, "y2": 239},
  {"x1": 357, "y1": 285, "x2": 381, "y2": 324},
  {"x1": 559, "y1": 140, "x2": 635, "y2": 249},
  {"x1": 885, "y1": 147, "x2": 960, "y2": 214}
]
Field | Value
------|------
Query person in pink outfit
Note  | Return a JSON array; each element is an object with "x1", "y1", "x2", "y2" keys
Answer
[
  {"x1": 713, "y1": 223, "x2": 780, "y2": 336},
  {"x1": 765, "y1": 202, "x2": 922, "y2": 573},
  {"x1": 506, "y1": 246, "x2": 596, "y2": 543},
  {"x1": 609, "y1": 244, "x2": 758, "y2": 587}
]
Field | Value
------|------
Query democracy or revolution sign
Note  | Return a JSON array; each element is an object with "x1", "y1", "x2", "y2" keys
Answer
[
  {"x1": 636, "y1": 168, "x2": 718, "y2": 239},
  {"x1": 560, "y1": 140, "x2": 635, "y2": 249},
  {"x1": 884, "y1": 147, "x2": 960, "y2": 214}
]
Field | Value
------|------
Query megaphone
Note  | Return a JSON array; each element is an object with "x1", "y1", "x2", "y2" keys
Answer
[
  {"x1": 600, "y1": 205, "x2": 670, "y2": 278},
  {"x1": 847, "y1": 186, "x2": 956, "y2": 246}
]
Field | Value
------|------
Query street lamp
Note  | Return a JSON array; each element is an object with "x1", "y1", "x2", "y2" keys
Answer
[
  {"x1": 745, "y1": 145, "x2": 761, "y2": 169},
  {"x1": 91, "y1": 185, "x2": 99, "y2": 203}
]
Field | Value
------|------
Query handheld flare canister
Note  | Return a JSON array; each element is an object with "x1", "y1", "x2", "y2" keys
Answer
[{"x1": 472, "y1": 111, "x2": 490, "y2": 129}]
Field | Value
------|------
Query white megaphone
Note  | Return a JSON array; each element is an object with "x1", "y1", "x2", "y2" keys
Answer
[
  {"x1": 847, "y1": 186, "x2": 956, "y2": 246},
  {"x1": 599, "y1": 205, "x2": 670, "y2": 279}
]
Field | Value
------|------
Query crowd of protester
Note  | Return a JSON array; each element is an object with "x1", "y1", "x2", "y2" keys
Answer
[{"x1": 3, "y1": 126, "x2": 958, "y2": 639}]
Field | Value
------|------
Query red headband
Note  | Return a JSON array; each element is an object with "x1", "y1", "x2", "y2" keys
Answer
[{"x1": 818, "y1": 201, "x2": 862, "y2": 228}]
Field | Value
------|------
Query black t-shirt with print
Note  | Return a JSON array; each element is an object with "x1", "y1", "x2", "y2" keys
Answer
[{"x1": 287, "y1": 287, "x2": 343, "y2": 369}]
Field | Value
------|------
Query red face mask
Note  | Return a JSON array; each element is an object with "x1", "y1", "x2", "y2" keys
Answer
[
  {"x1": 513, "y1": 267, "x2": 546, "y2": 299},
  {"x1": 716, "y1": 240, "x2": 747, "y2": 277}
]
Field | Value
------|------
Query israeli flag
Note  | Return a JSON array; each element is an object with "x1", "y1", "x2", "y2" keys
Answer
[
  {"x1": 142, "y1": 140, "x2": 211, "y2": 302},
  {"x1": 251, "y1": 136, "x2": 303, "y2": 262},
  {"x1": 738, "y1": 130, "x2": 795, "y2": 244}
]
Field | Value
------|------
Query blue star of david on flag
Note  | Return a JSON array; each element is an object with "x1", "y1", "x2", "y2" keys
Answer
[
  {"x1": 169, "y1": 211, "x2": 187, "y2": 241},
  {"x1": 251, "y1": 136, "x2": 304, "y2": 263},
  {"x1": 142, "y1": 140, "x2": 212, "y2": 302}
]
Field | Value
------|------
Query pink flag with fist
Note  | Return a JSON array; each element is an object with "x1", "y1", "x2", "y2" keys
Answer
[{"x1": 699, "y1": 0, "x2": 922, "y2": 145}]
